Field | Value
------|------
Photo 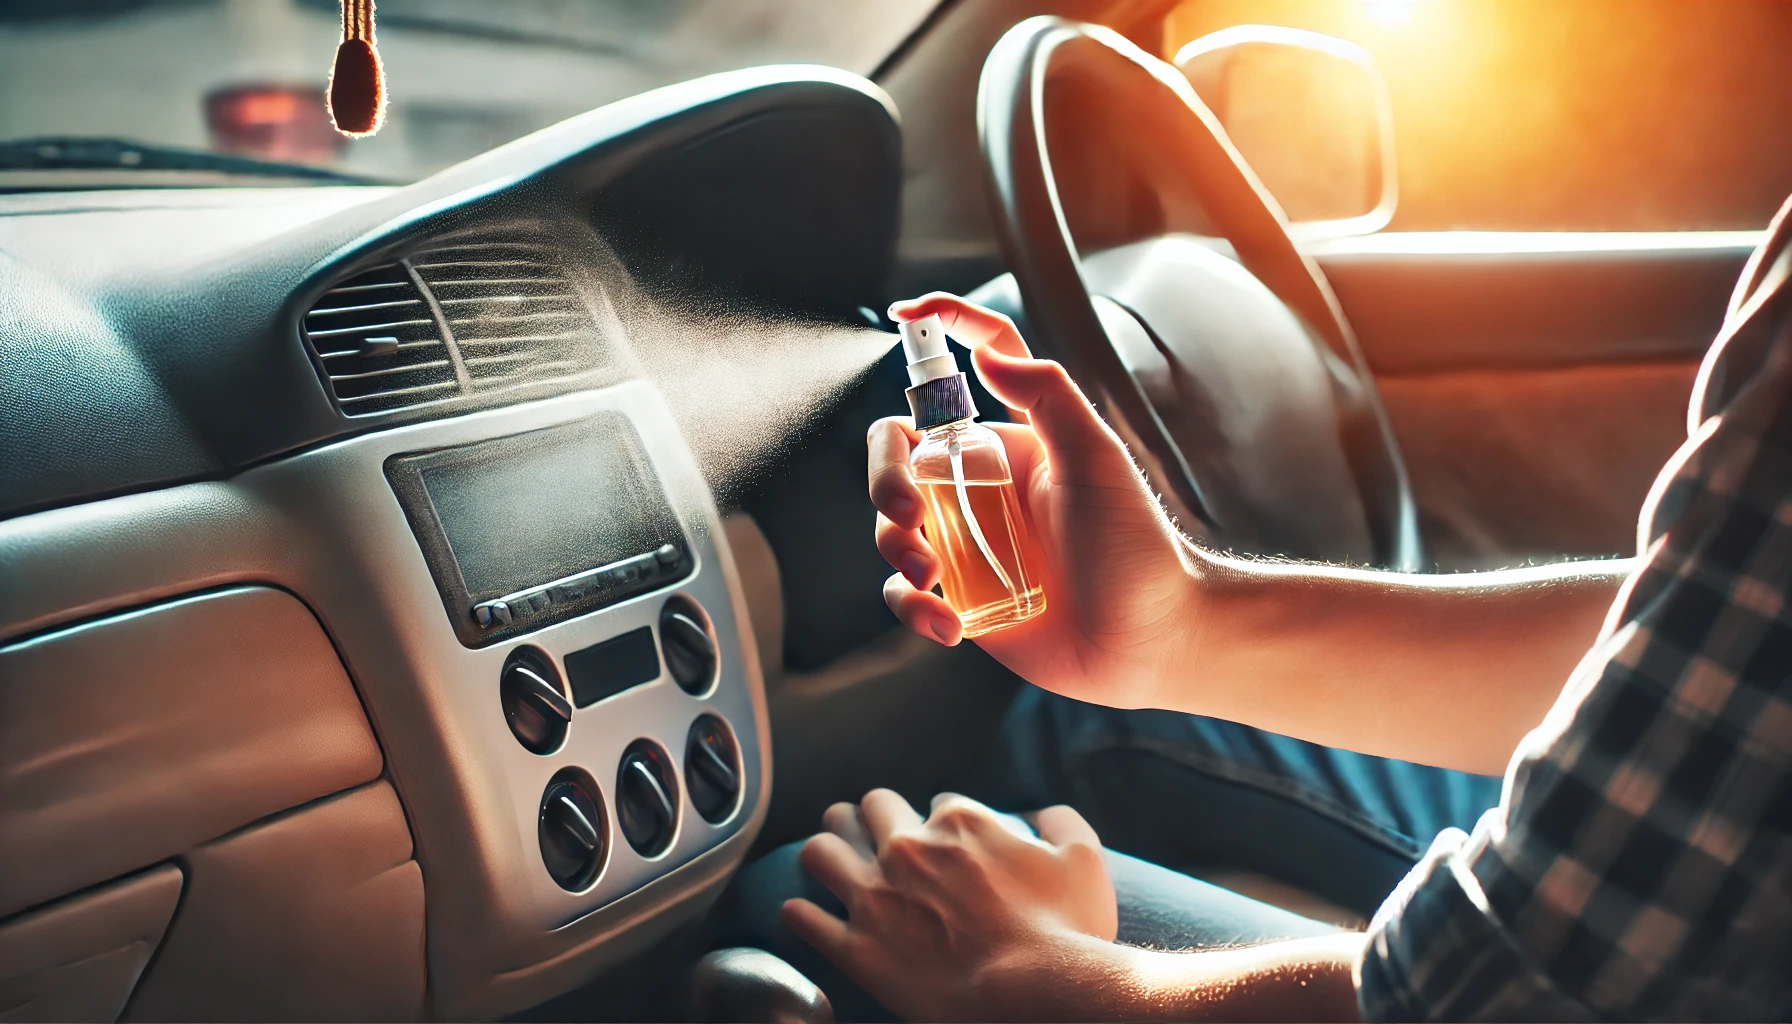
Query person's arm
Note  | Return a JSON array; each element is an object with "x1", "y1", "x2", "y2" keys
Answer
[
  {"x1": 875, "y1": 293, "x2": 1629, "y2": 776},
  {"x1": 1172, "y1": 549, "x2": 1629, "y2": 776},
  {"x1": 1021, "y1": 932, "x2": 1366, "y2": 1022}
]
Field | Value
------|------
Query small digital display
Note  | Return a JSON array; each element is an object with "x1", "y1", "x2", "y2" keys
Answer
[
  {"x1": 413, "y1": 414, "x2": 683, "y2": 599},
  {"x1": 564, "y1": 626, "x2": 663, "y2": 707}
]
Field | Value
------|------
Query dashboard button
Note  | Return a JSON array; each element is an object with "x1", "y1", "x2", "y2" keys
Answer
[{"x1": 474, "y1": 600, "x2": 513, "y2": 628}]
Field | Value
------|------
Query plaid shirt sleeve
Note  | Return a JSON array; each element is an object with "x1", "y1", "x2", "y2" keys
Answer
[{"x1": 1355, "y1": 209, "x2": 1792, "y2": 1022}]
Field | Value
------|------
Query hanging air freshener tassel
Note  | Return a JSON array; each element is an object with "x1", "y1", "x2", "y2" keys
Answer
[{"x1": 327, "y1": 0, "x2": 385, "y2": 136}]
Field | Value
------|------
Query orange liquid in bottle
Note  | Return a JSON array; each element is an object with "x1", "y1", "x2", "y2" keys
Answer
[{"x1": 914, "y1": 475, "x2": 1046, "y2": 637}]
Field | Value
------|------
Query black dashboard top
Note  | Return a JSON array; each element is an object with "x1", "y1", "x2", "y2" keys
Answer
[{"x1": 0, "y1": 66, "x2": 901, "y2": 521}]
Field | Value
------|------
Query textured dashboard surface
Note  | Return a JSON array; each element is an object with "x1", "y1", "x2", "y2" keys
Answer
[
  {"x1": 0, "y1": 249, "x2": 214, "y2": 518},
  {"x1": 0, "y1": 67, "x2": 901, "y2": 522}
]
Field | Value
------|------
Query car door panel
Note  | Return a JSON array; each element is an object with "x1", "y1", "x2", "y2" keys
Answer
[
  {"x1": 1312, "y1": 236, "x2": 1755, "y2": 566},
  {"x1": 1374, "y1": 362, "x2": 1693, "y2": 567}
]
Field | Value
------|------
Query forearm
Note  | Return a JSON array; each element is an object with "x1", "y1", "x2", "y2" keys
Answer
[
  {"x1": 1169, "y1": 546, "x2": 1632, "y2": 775},
  {"x1": 1006, "y1": 933, "x2": 1364, "y2": 1022}
]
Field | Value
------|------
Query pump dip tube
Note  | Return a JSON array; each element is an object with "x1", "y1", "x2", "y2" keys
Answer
[{"x1": 899, "y1": 315, "x2": 1046, "y2": 637}]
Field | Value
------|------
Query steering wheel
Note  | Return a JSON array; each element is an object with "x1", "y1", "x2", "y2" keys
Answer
[{"x1": 973, "y1": 17, "x2": 1421, "y2": 569}]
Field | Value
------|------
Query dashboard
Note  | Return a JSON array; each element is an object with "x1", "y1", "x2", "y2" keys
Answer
[{"x1": 0, "y1": 66, "x2": 901, "y2": 1020}]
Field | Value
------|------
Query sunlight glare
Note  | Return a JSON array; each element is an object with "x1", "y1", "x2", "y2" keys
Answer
[{"x1": 1364, "y1": 0, "x2": 1417, "y2": 25}]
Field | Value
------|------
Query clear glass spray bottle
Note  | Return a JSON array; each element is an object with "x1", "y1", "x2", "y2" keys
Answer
[{"x1": 899, "y1": 315, "x2": 1046, "y2": 637}]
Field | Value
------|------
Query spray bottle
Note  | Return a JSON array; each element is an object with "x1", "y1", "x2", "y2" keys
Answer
[{"x1": 899, "y1": 315, "x2": 1046, "y2": 637}]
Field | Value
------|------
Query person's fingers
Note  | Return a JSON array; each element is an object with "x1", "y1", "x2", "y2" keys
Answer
[
  {"x1": 867, "y1": 417, "x2": 923, "y2": 529},
  {"x1": 876, "y1": 514, "x2": 939, "y2": 590},
  {"x1": 970, "y1": 346, "x2": 1137, "y2": 492},
  {"x1": 895, "y1": 289, "x2": 1129, "y2": 492},
  {"x1": 888, "y1": 292, "x2": 1033, "y2": 362},
  {"x1": 859, "y1": 788, "x2": 925, "y2": 852},
  {"x1": 822, "y1": 800, "x2": 876, "y2": 860},
  {"x1": 1030, "y1": 804, "x2": 1104, "y2": 853},
  {"x1": 926, "y1": 792, "x2": 1006, "y2": 841},
  {"x1": 781, "y1": 898, "x2": 851, "y2": 963},
  {"x1": 798, "y1": 832, "x2": 877, "y2": 907},
  {"x1": 987, "y1": 421, "x2": 1043, "y2": 466},
  {"x1": 987, "y1": 422, "x2": 1047, "y2": 503},
  {"x1": 1027, "y1": 805, "x2": 1117, "y2": 940},
  {"x1": 883, "y1": 572, "x2": 962, "y2": 646},
  {"x1": 927, "y1": 791, "x2": 995, "y2": 820}
]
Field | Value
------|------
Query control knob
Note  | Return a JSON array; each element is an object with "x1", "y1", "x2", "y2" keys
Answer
[
  {"x1": 660, "y1": 595, "x2": 717, "y2": 695},
  {"x1": 538, "y1": 770, "x2": 605, "y2": 891},
  {"x1": 685, "y1": 715, "x2": 742, "y2": 824},
  {"x1": 616, "y1": 741, "x2": 679, "y2": 857},
  {"x1": 500, "y1": 648, "x2": 571, "y2": 754}
]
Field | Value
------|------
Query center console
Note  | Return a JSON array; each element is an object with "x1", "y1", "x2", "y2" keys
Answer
[{"x1": 236, "y1": 379, "x2": 769, "y2": 1014}]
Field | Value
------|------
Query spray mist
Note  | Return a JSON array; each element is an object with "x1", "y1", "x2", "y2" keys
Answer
[{"x1": 899, "y1": 315, "x2": 1045, "y2": 637}]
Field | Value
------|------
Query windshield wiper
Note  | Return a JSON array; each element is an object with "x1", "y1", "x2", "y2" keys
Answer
[{"x1": 0, "y1": 136, "x2": 387, "y2": 184}]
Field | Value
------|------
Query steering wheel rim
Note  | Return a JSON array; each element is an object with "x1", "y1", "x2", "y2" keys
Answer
[{"x1": 975, "y1": 17, "x2": 1422, "y2": 570}]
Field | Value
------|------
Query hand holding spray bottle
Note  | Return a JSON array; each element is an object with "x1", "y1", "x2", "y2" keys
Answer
[{"x1": 898, "y1": 315, "x2": 1046, "y2": 637}]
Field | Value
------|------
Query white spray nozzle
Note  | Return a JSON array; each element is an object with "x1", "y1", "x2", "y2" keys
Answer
[
  {"x1": 899, "y1": 314, "x2": 948, "y2": 362},
  {"x1": 899, "y1": 314, "x2": 959, "y2": 387}
]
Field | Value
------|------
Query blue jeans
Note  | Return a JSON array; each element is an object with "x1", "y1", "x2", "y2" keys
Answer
[{"x1": 713, "y1": 687, "x2": 1502, "y2": 1021}]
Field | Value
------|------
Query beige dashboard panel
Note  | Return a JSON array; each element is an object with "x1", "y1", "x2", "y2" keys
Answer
[
  {"x1": 124, "y1": 782, "x2": 424, "y2": 1023},
  {"x1": 0, "y1": 383, "x2": 772, "y2": 1019},
  {"x1": 0, "y1": 865, "x2": 182, "y2": 1023},
  {"x1": 0, "y1": 587, "x2": 384, "y2": 919}
]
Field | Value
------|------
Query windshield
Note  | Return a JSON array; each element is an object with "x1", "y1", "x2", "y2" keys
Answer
[{"x1": 0, "y1": 0, "x2": 935, "y2": 185}]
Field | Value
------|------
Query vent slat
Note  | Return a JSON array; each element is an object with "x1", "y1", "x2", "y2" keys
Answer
[
  {"x1": 329, "y1": 358, "x2": 454, "y2": 383},
  {"x1": 317, "y1": 339, "x2": 443, "y2": 360},
  {"x1": 452, "y1": 331, "x2": 581, "y2": 348},
  {"x1": 462, "y1": 352, "x2": 542, "y2": 368},
  {"x1": 322, "y1": 281, "x2": 414, "y2": 296},
  {"x1": 305, "y1": 244, "x2": 607, "y2": 416},
  {"x1": 337, "y1": 379, "x2": 461, "y2": 404},
  {"x1": 306, "y1": 298, "x2": 425, "y2": 318},
  {"x1": 305, "y1": 317, "x2": 435, "y2": 339},
  {"x1": 302, "y1": 263, "x2": 460, "y2": 415},
  {"x1": 424, "y1": 277, "x2": 562, "y2": 288},
  {"x1": 444, "y1": 310, "x2": 584, "y2": 327},
  {"x1": 409, "y1": 259, "x2": 552, "y2": 271},
  {"x1": 412, "y1": 243, "x2": 601, "y2": 394},
  {"x1": 435, "y1": 294, "x2": 578, "y2": 306}
]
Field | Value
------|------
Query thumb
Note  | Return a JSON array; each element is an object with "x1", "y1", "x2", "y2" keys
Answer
[
  {"x1": 1030, "y1": 804, "x2": 1103, "y2": 853},
  {"x1": 971, "y1": 345, "x2": 1137, "y2": 490}
]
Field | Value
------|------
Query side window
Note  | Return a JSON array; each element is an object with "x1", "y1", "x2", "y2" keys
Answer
[{"x1": 1162, "y1": 0, "x2": 1792, "y2": 231}]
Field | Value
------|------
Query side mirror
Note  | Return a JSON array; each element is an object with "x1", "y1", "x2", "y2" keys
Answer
[{"x1": 1176, "y1": 26, "x2": 1396, "y2": 238}]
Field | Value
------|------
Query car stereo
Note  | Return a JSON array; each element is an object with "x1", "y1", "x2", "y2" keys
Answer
[{"x1": 386, "y1": 413, "x2": 695, "y2": 647}]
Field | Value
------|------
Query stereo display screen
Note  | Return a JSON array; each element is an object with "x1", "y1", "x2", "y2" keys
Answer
[
  {"x1": 386, "y1": 412, "x2": 694, "y2": 647},
  {"x1": 417, "y1": 415, "x2": 682, "y2": 599}
]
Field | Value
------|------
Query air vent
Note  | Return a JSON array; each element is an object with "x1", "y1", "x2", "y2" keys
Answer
[
  {"x1": 304, "y1": 263, "x2": 461, "y2": 415},
  {"x1": 411, "y1": 242, "x2": 596, "y2": 394}
]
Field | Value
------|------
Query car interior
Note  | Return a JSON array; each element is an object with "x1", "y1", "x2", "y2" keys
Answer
[{"x1": 3, "y1": 0, "x2": 1790, "y2": 1020}]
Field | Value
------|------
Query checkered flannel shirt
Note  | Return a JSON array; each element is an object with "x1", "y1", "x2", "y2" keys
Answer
[{"x1": 1356, "y1": 201, "x2": 1792, "y2": 1021}]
